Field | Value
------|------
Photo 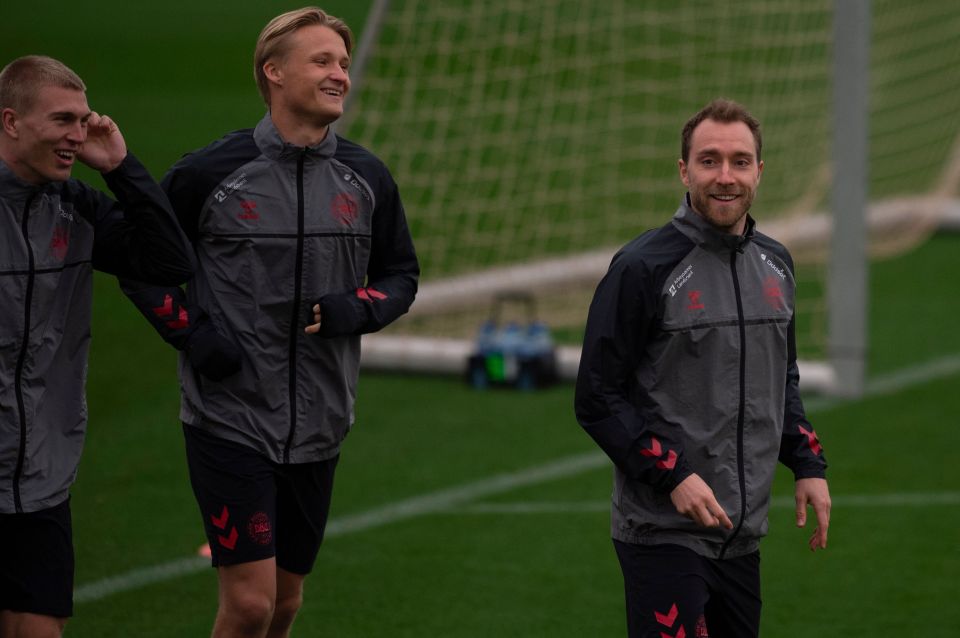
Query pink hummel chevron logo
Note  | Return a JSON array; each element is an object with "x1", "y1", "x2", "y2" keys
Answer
[
  {"x1": 640, "y1": 437, "x2": 679, "y2": 470},
  {"x1": 798, "y1": 425, "x2": 823, "y2": 455}
]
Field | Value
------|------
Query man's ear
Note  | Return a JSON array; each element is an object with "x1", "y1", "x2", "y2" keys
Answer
[
  {"x1": 1, "y1": 108, "x2": 20, "y2": 139},
  {"x1": 263, "y1": 60, "x2": 283, "y2": 88},
  {"x1": 678, "y1": 159, "x2": 689, "y2": 188}
]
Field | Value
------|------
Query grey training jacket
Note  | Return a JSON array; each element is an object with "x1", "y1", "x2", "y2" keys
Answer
[
  {"x1": 123, "y1": 114, "x2": 419, "y2": 464},
  {"x1": 575, "y1": 198, "x2": 827, "y2": 559},
  {"x1": 0, "y1": 155, "x2": 193, "y2": 513}
]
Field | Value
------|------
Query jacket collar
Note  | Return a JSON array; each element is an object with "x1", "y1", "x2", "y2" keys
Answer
[
  {"x1": 0, "y1": 158, "x2": 59, "y2": 202},
  {"x1": 253, "y1": 112, "x2": 338, "y2": 162},
  {"x1": 672, "y1": 193, "x2": 755, "y2": 253}
]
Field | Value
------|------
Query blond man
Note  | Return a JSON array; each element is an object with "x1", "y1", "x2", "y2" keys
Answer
[
  {"x1": 121, "y1": 8, "x2": 418, "y2": 637},
  {"x1": 0, "y1": 55, "x2": 192, "y2": 638}
]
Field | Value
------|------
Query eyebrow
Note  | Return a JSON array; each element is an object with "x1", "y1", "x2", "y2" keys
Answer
[
  {"x1": 696, "y1": 147, "x2": 754, "y2": 158},
  {"x1": 49, "y1": 110, "x2": 92, "y2": 120},
  {"x1": 311, "y1": 49, "x2": 351, "y2": 63}
]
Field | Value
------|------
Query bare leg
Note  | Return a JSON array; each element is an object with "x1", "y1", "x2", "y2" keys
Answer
[
  {"x1": 211, "y1": 558, "x2": 277, "y2": 638},
  {"x1": 0, "y1": 610, "x2": 67, "y2": 638},
  {"x1": 265, "y1": 567, "x2": 306, "y2": 638}
]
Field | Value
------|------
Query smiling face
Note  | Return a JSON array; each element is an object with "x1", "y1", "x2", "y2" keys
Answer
[
  {"x1": 678, "y1": 118, "x2": 763, "y2": 235},
  {"x1": 265, "y1": 24, "x2": 351, "y2": 130},
  {"x1": 1, "y1": 84, "x2": 90, "y2": 184}
]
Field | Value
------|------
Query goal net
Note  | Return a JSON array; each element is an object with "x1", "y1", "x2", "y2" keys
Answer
[{"x1": 340, "y1": 0, "x2": 960, "y2": 389}]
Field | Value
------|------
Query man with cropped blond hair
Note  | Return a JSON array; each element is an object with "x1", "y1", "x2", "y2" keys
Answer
[{"x1": 0, "y1": 54, "x2": 193, "y2": 638}]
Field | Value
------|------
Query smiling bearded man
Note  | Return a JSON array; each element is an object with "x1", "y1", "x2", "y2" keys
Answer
[{"x1": 575, "y1": 98, "x2": 831, "y2": 638}]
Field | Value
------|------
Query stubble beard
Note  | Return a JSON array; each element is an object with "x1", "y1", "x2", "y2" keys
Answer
[{"x1": 689, "y1": 188, "x2": 755, "y2": 234}]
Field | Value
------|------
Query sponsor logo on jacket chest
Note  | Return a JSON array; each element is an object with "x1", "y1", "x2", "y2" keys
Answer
[
  {"x1": 213, "y1": 173, "x2": 248, "y2": 204},
  {"x1": 668, "y1": 264, "x2": 707, "y2": 312},
  {"x1": 341, "y1": 172, "x2": 371, "y2": 202},
  {"x1": 759, "y1": 252, "x2": 786, "y2": 279},
  {"x1": 668, "y1": 264, "x2": 694, "y2": 297}
]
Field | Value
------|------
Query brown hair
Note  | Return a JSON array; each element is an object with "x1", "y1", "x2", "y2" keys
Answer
[
  {"x1": 681, "y1": 98, "x2": 762, "y2": 162},
  {"x1": 254, "y1": 7, "x2": 354, "y2": 107},
  {"x1": 0, "y1": 55, "x2": 86, "y2": 114}
]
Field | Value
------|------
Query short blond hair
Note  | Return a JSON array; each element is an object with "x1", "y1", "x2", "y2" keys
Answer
[
  {"x1": 254, "y1": 7, "x2": 354, "y2": 107},
  {"x1": 0, "y1": 55, "x2": 86, "y2": 114}
]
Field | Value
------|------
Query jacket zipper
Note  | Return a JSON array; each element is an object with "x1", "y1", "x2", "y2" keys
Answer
[
  {"x1": 13, "y1": 195, "x2": 37, "y2": 513},
  {"x1": 283, "y1": 151, "x2": 307, "y2": 463},
  {"x1": 719, "y1": 248, "x2": 748, "y2": 559}
]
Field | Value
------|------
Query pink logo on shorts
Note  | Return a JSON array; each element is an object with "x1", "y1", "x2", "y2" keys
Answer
[{"x1": 247, "y1": 512, "x2": 272, "y2": 545}]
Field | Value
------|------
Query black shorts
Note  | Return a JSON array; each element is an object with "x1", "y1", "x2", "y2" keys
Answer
[
  {"x1": 613, "y1": 540, "x2": 761, "y2": 638},
  {"x1": 0, "y1": 498, "x2": 74, "y2": 618},
  {"x1": 183, "y1": 424, "x2": 339, "y2": 574}
]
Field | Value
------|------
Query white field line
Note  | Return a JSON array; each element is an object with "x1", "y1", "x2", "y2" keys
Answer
[
  {"x1": 453, "y1": 492, "x2": 960, "y2": 515},
  {"x1": 73, "y1": 353, "x2": 960, "y2": 604},
  {"x1": 74, "y1": 451, "x2": 607, "y2": 604}
]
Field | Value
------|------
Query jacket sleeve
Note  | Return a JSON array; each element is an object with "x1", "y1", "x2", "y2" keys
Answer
[
  {"x1": 118, "y1": 158, "x2": 241, "y2": 380},
  {"x1": 313, "y1": 173, "x2": 420, "y2": 337},
  {"x1": 574, "y1": 255, "x2": 693, "y2": 492},
  {"x1": 87, "y1": 153, "x2": 194, "y2": 285},
  {"x1": 118, "y1": 156, "x2": 204, "y2": 349},
  {"x1": 778, "y1": 313, "x2": 828, "y2": 479}
]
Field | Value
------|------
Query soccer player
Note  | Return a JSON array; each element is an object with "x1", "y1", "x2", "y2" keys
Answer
[
  {"x1": 574, "y1": 99, "x2": 831, "y2": 638},
  {"x1": 121, "y1": 7, "x2": 419, "y2": 637},
  {"x1": 0, "y1": 55, "x2": 193, "y2": 637}
]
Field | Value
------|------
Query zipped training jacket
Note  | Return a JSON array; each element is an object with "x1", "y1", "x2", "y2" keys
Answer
[
  {"x1": 0, "y1": 154, "x2": 194, "y2": 514},
  {"x1": 575, "y1": 197, "x2": 827, "y2": 559},
  {"x1": 123, "y1": 114, "x2": 419, "y2": 464}
]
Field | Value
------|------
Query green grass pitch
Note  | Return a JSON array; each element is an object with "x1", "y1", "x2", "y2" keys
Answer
[
  {"x1": 3, "y1": 3, "x2": 959, "y2": 636},
  {"x1": 69, "y1": 234, "x2": 960, "y2": 636}
]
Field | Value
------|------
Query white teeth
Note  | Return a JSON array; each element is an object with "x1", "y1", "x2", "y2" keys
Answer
[
  {"x1": 55, "y1": 151, "x2": 76, "y2": 160},
  {"x1": 713, "y1": 194, "x2": 737, "y2": 201}
]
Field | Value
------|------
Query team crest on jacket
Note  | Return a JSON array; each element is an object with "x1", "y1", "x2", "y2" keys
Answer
[
  {"x1": 331, "y1": 192, "x2": 359, "y2": 226},
  {"x1": 763, "y1": 276, "x2": 784, "y2": 310},
  {"x1": 50, "y1": 225, "x2": 69, "y2": 261}
]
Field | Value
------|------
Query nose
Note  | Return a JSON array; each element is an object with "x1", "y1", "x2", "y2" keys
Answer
[
  {"x1": 717, "y1": 161, "x2": 735, "y2": 184},
  {"x1": 331, "y1": 65, "x2": 349, "y2": 84},
  {"x1": 65, "y1": 120, "x2": 86, "y2": 144}
]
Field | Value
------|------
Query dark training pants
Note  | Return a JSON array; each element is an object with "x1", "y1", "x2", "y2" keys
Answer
[{"x1": 613, "y1": 540, "x2": 761, "y2": 638}]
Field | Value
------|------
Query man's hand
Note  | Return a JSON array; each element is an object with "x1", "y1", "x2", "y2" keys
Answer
[
  {"x1": 795, "y1": 477, "x2": 831, "y2": 551},
  {"x1": 304, "y1": 304, "x2": 322, "y2": 334},
  {"x1": 670, "y1": 473, "x2": 734, "y2": 529},
  {"x1": 78, "y1": 112, "x2": 127, "y2": 173},
  {"x1": 186, "y1": 323, "x2": 241, "y2": 381}
]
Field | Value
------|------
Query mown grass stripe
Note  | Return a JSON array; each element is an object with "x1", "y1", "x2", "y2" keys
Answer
[
  {"x1": 75, "y1": 451, "x2": 607, "y2": 603},
  {"x1": 73, "y1": 353, "x2": 960, "y2": 604}
]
